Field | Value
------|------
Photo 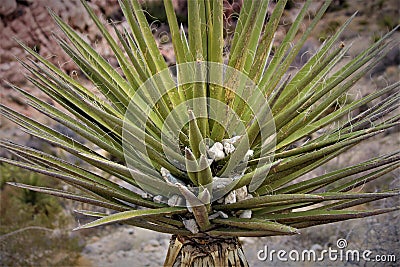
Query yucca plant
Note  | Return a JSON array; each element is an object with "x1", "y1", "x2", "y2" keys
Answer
[{"x1": 1, "y1": 0, "x2": 399, "y2": 266}]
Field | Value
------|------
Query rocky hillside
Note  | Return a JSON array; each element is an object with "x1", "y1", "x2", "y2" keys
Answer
[{"x1": 0, "y1": 0, "x2": 398, "y2": 266}]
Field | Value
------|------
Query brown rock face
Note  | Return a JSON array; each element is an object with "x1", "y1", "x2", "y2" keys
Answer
[
  {"x1": 0, "y1": 0, "x2": 17, "y2": 17},
  {"x1": 0, "y1": 0, "x2": 121, "y2": 153},
  {"x1": 0, "y1": 0, "x2": 121, "y2": 87}
]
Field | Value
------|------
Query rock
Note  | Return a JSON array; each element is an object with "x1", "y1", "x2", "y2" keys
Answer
[
  {"x1": 209, "y1": 211, "x2": 229, "y2": 220},
  {"x1": 0, "y1": 0, "x2": 17, "y2": 16},
  {"x1": 0, "y1": 0, "x2": 128, "y2": 151},
  {"x1": 370, "y1": 47, "x2": 400, "y2": 77},
  {"x1": 208, "y1": 142, "x2": 225, "y2": 161},
  {"x1": 183, "y1": 219, "x2": 199, "y2": 234},
  {"x1": 235, "y1": 186, "x2": 248, "y2": 202},
  {"x1": 221, "y1": 136, "x2": 241, "y2": 155},
  {"x1": 80, "y1": 226, "x2": 171, "y2": 266},
  {"x1": 293, "y1": 39, "x2": 319, "y2": 67},
  {"x1": 217, "y1": 211, "x2": 229, "y2": 219},
  {"x1": 224, "y1": 190, "x2": 236, "y2": 204},
  {"x1": 0, "y1": 0, "x2": 121, "y2": 90},
  {"x1": 239, "y1": 210, "x2": 252, "y2": 219},
  {"x1": 153, "y1": 195, "x2": 163, "y2": 203},
  {"x1": 209, "y1": 212, "x2": 219, "y2": 220},
  {"x1": 243, "y1": 150, "x2": 254, "y2": 162},
  {"x1": 223, "y1": 142, "x2": 236, "y2": 155}
]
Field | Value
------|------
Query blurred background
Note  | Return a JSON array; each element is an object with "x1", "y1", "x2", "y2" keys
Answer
[{"x1": 0, "y1": 0, "x2": 399, "y2": 266}]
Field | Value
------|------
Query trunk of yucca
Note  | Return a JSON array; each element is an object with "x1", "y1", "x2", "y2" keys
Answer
[{"x1": 164, "y1": 234, "x2": 249, "y2": 267}]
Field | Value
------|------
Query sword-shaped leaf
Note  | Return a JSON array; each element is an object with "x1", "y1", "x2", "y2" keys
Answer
[{"x1": 75, "y1": 207, "x2": 187, "y2": 230}]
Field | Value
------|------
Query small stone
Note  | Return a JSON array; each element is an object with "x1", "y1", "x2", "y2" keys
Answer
[
  {"x1": 218, "y1": 211, "x2": 229, "y2": 218},
  {"x1": 239, "y1": 210, "x2": 252, "y2": 219},
  {"x1": 223, "y1": 142, "x2": 235, "y2": 155},
  {"x1": 244, "y1": 194, "x2": 253, "y2": 200},
  {"x1": 209, "y1": 212, "x2": 220, "y2": 220},
  {"x1": 141, "y1": 192, "x2": 149, "y2": 198},
  {"x1": 208, "y1": 211, "x2": 228, "y2": 220},
  {"x1": 183, "y1": 219, "x2": 199, "y2": 234},
  {"x1": 160, "y1": 167, "x2": 170, "y2": 177},
  {"x1": 153, "y1": 195, "x2": 163, "y2": 203},
  {"x1": 208, "y1": 142, "x2": 225, "y2": 161},
  {"x1": 0, "y1": 0, "x2": 17, "y2": 16},
  {"x1": 224, "y1": 190, "x2": 236, "y2": 204},
  {"x1": 235, "y1": 186, "x2": 248, "y2": 202}
]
